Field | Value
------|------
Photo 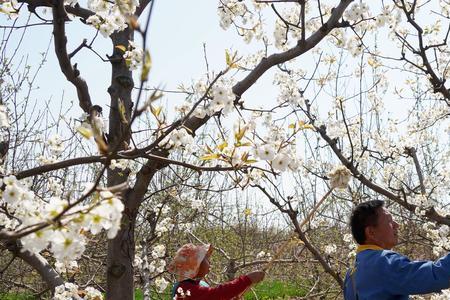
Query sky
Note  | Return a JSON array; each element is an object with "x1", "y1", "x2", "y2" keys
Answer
[{"x1": 0, "y1": 0, "x2": 277, "y2": 119}]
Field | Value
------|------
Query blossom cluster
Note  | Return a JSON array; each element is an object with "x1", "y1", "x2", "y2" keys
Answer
[
  {"x1": 344, "y1": 2, "x2": 369, "y2": 23},
  {"x1": 210, "y1": 83, "x2": 235, "y2": 115},
  {"x1": 123, "y1": 41, "x2": 144, "y2": 71},
  {"x1": 253, "y1": 142, "x2": 300, "y2": 172},
  {"x1": 109, "y1": 159, "x2": 130, "y2": 170},
  {"x1": 273, "y1": 72, "x2": 305, "y2": 107},
  {"x1": 0, "y1": 0, "x2": 18, "y2": 19},
  {"x1": 422, "y1": 222, "x2": 450, "y2": 257},
  {"x1": 323, "y1": 244, "x2": 337, "y2": 255},
  {"x1": 256, "y1": 250, "x2": 272, "y2": 259},
  {"x1": 158, "y1": 127, "x2": 195, "y2": 154},
  {"x1": 218, "y1": 0, "x2": 264, "y2": 44},
  {"x1": 273, "y1": 6, "x2": 305, "y2": 50},
  {"x1": 175, "y1": 79, "x2": 236, "y2": 119},
  {"x1": 85, "y1": 0, "x2": 138, "y2": 37},
  {"x1": 328, "y1": 165, "x2": 351, "y2": 189},
  {"x1": 159, "y1": 80, "x2": 237, "y2": 154},
  {"x1": 134, "y1": 243, "x2": 169, "y2": 292},
  {"x1": 37, "y1": 134, "x2": 65, "y2": 165},
  {"x1": 55, "y1": 260, "x2": 78, "y2": 274},
  {"x1": 188, "y1": 94, "x2": 306, "y2": 176},
  {"x1": 0, "y1": 176, "x2": 124, "y2": 263},
  {"x1": 54, "y1": 282, "x2": 103, "y2": 300}
]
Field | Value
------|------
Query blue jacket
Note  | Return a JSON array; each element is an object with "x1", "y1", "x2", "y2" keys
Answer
[{"x1": 344, "y1": 245, "x2": 450, "y2": 300}]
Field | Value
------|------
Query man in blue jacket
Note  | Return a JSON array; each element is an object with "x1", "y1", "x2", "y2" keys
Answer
[{"x1": 344, "y1": 200, "x2": 450, "y2": 300}]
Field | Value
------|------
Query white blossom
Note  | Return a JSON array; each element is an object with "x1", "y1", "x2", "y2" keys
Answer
[
  {"x1": 271, "y1": 152, "x2": 290, "y2": 172},
  {"x1": 123, "y1": 41, "x2": 143, "y2": 70},
  {"x1": 254, "y1": 143, "x2": 276, "y2": 161},
  {"x1": 21, "y1": 229, "x2": 55, "y2": 254},
  {"x1": 0, "y1": 105, "x2": 9, "y2": 127},
  {"x1": 155, "y1": 277, "x2": 169, "y2": 292},
  {"x1": 324, "y1": 244, "x2": 337, "y2": 255},
  {"x1": 151, "y1": 244, "x2": 166, "y2": 259},
  {"x1": 169, "y1": 128, "x2": 194, "y2": 148},
  {"x1": 329, "y1": 166, "x2": 352, "y2": 189},
  {"x1": 51, "y1": 229, "x2": 86, "y2": 263}
]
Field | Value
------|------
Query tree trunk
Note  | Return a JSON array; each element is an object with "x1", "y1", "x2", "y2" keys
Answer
[
  {"x1": 106, "y1": 27, "x2": 136, "y2": 300},
  {"x1": 106, "y1": 210, "x2": 137, "y2": 300},
  {"x1": 106, "y1": 163, "x2": 160, "y2": 299}
]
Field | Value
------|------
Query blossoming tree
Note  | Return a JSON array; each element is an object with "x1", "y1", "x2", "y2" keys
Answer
[{"x1": 0, "y1": 0, "x2": 450, "y2": 299}]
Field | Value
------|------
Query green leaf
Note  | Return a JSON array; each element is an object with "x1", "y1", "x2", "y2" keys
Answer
[
  {"x1": 118, "y1": 99, "x2": 128, "y2": 125},
  {"x1": 225, "y1": 49, "x2": 238, "y2": 69},
  {"x1": 217, "y1": 141, "x2": 228, "y2": 152},
  {"x1": 200, "y1": 153, "x2": 220, "y2": 161},
  {"x1": 141, "y1": 50, "x2": 152, "y2": 81},
  {"x1": 76, "y1": 125, "x2": 93, "y2": 139},
  {"x1": 150, "y1": 105, "x2": 162, "y2": 117}
]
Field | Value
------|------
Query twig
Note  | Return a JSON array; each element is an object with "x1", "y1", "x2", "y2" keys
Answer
[{"x1": 262, "y1": 188, "x2": 334, "y2": 272}]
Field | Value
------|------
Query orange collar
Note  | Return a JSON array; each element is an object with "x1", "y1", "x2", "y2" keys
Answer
[{"x1": 356, "y1": 244, "x2": 384, "y2": 253}]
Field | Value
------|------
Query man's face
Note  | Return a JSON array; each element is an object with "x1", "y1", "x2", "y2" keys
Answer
[{"x1": 367, "y1": 207, "x2": 399, "y2": 249}]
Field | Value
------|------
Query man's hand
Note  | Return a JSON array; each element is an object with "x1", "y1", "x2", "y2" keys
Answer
[{"x1": 246, "y1": 271, "x2": 265, "y2": 284}]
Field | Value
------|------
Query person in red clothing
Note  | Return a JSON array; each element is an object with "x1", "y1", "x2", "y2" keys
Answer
[{"x1": 168, "y1": 243, "x2": 265, "y2": 299}]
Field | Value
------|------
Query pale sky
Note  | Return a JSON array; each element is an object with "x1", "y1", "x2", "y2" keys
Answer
[{"x1": 0, "y1": 0, "x2": 276, "y2": 117}]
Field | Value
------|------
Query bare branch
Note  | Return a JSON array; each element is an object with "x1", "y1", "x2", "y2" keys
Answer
[
  {"x1": 1, "y1": 240, "x2": 63, "y2": 289},
  {"x1": 52, "y1": 1, "x2": 93, "y2": 112},
  {"x1": 405, "y1": 147, "x2": 426, "y2": 195}
]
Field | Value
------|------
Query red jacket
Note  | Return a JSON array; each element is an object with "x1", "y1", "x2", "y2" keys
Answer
[{"x1": 174, "y1": 275, "x2": 252, "y2": 300}]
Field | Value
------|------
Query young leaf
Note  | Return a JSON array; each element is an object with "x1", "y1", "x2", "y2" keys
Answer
[
  {"x1": 141, "y1": 50, "x2": 152, "y2": 81},
  {"x1": 200, "y1": 153, "x2": 220, "y2": 161},
  {"x1": 150, "y1": 105, "x2": 162, "y2": 118},
  {"x1": 217, "y1": 141, "x2": 228, "y2": 152},
  {"x1": 115, "y1": 45, "x2": 127, "y2": 52},
  {"x1": 76, "y1": 125, "x2": 93, "y2": 139},
  {"x1": 118, "y1": 99, "x2": 129, "y2": 125}
]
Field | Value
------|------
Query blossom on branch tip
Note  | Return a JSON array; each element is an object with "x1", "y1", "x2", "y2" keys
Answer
[
  {"x1": 328, "y1": 165, "x2": 352, "y2": 189},
  {"x1": 271, "y1": 152, "x2": 290, "y2": 172},
  {"x1": 51, "y1": 229, "x2": 86, "y2": 262},
  {"x1": 0, "y1": 105, "x2": 9, "y2": 127},
  {"x1": 209, "y1": 83, "x2": 235, "y2": 115},
  {"x1": 254, "y1": 143, "x2": 276, "y2": 161},
  {"x1": 123, "y1": 41, "x2": 143, "y2": 70},
  {"x1": 170, "y1": 128, "x2": 194, "y2": 148},
  {"x1": 152, "y1": 244, "x2": 166, "y2": 259}
]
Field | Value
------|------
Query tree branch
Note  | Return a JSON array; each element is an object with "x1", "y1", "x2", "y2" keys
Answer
[
  {"x1": 405, "y1": 147, "x2": 426, "y2": 195},
  {"x1": 233, "y1": 0, "x2": 353, "y2": 97},
  {"x1": 290, "y1": 215, "x2": 344, "y2": 288},
  {"x1": 314, "y1": 125, "x2": 450, "y2": 225},
  {"x1": 52, "y1": 1, "x2": 92, "y2": 113},
  {"x1": 2, "y1": 240, "x2": 63, "y2": 289}
]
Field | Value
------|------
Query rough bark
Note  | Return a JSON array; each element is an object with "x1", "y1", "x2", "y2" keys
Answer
[
  {"x1": 105, "y1": 26, "x2": 138, "y2": 300},
  {"x1": 106, "y1": 159, "x2": 163, "y2": 299}
]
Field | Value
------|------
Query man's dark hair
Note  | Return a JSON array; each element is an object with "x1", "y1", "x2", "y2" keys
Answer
[{"x1": 350, "y1": 200, "x2": 384, "y2": 244}]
